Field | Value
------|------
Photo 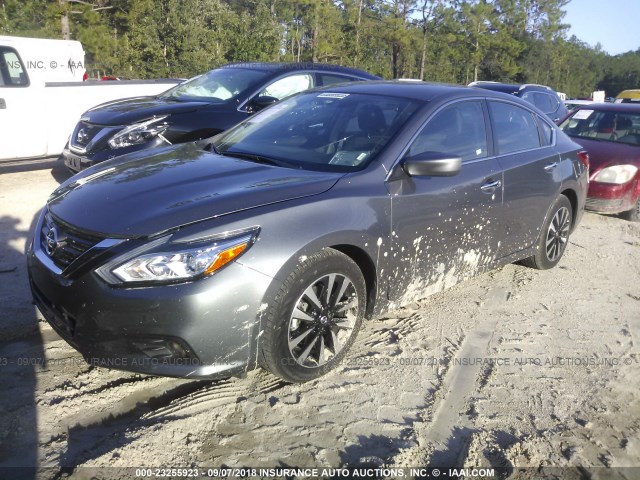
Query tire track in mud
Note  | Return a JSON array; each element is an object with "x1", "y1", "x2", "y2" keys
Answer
[
  {"x1": 390, "y1": 268, "x2": 527, "y2": 468},
  {"x1": 420, "y1": 319, "x2": 498, "y2": 467},
  {"x1": 41, "y1": 379, "x2": 210, "y2": 453},
  {"x1": 47, "y1": 371, "x2": 292, "y2": 472},
  {"x1": 145, "y1": 374, "x2": 288, "y2": 420}
]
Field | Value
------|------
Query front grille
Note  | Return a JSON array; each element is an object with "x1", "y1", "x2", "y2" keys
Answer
[
  {"x1": 70, "y1": 121, "x2": 104, "y2": 150},
  {"x1": 40, "y1": 213, "x2": 103, "y2": 270}
]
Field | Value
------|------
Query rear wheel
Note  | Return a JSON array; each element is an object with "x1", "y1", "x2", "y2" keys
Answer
[
  {"x1": 522, "y1": 195, "x2": 573, "y2": 270},
  {"x1": 259, "y1": 248, "x2": 366, "y2": 383}
]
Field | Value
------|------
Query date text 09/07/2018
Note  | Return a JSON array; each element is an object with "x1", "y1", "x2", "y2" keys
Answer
[{"x1": 134, "y1": 467, "x2": 496, "y2": 478}]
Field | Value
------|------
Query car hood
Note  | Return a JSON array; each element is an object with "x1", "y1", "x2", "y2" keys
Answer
[
  {"x1": 84, "y1": 97, "x2": 213, "y2": 125},
  {"x1": 48, "y1": 144, "x2": 343, "y2": 237},
  {"x1": 569, "y1": 136, "x2": 640, "y2": 170}
]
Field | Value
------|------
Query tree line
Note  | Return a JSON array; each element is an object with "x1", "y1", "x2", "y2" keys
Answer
[{"x1": 1, "y1": 0, "x2": 638, "y2": 98}]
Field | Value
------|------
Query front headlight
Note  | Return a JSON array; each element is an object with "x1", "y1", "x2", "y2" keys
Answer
[
  {"x1": 593, "y1": 165, "x2": 638, "y2": 184},
  {"x1": 105, "y1": 229, "x2": 258, "y2": 285},
  {"x1": 108, "y1": 116, "x2": 170, "y2": 149}
]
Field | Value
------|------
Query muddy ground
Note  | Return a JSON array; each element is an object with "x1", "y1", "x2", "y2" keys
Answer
[{"x1": 0, "y1": 159, "x2": 638, "y2": 479}]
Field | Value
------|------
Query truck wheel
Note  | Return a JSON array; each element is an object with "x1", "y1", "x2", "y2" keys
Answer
[
  {"x1": 259, "y1": 248, "x2": 366, "y2": 383},
  {"x1": 522, "y1": 195, "x2": 573, "y2": 270}
]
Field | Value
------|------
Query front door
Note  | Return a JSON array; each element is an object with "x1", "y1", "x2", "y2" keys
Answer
[{"x1": 385, "y1": 100, "x2": 503, "y2": 307}]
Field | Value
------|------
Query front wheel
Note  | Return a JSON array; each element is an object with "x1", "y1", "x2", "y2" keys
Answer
[
  {"x1": 259, "y1": 248, "x2": 366, "y2": 383},
  {"x1": 521, "y1": 195, "x2": 573, "y2": 270}
]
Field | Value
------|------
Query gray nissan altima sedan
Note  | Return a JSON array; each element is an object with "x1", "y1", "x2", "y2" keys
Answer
[{"x1": 28, "y1": 81, "x2": 588, "y2": 383}]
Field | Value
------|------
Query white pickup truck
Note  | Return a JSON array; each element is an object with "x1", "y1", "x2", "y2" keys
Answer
[{"x1": 0, "y1": 36, "x2": 181, "y2": 161}]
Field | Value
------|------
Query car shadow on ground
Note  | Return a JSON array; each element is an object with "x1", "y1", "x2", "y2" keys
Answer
[
  {"x1": 0, "y1": 159, "x2": 78, "y2": 477},
  {"x1": 49, "y1": 161, "x2": 74, "y2": 185},
  {"x1": 0, "y1": 210, "x2": 44, "y2": 479}
]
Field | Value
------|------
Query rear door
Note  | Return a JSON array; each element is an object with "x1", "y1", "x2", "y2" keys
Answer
[
  {"x1": 386, "y1": 99, "x2": 503, "y2": 305},
  {"x1": 488, "y1": 100, "x2": 562, "y2": 258}
]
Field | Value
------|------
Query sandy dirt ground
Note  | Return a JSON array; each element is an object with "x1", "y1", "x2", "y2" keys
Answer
[{"x1": 0, "y1": 159, "x2": 638, "y2": 479}]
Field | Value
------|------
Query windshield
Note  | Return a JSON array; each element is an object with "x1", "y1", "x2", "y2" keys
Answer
[
  {"x1": 560, "y1": 109, "x2": 640, "y2": 146},
  {"x1": 160, "y1": 68, "x2": 269, "y2": 102},
  {"x1": 211, "y1": 92, "x2": 422, "y2": 172}
]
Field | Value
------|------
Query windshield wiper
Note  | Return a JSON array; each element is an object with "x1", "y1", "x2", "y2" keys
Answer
[
  {"x1": 221, "y1": 150, "x2": 298, "y2": 169},
  {"x1": 205, "y1": 142, "x2": 220, "y2": 154}
]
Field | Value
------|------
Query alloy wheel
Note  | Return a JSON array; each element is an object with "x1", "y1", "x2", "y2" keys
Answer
[
  {"x1": 546, "y1": 206, "x2": 570, "y2": 262},
  {"x1": 288, "y1": 273, "x2": 358, "y2": 368}
]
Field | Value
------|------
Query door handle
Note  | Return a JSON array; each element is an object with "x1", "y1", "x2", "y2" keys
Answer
[
  {"x1": 0, "y1": 98, "x2": 5, "y2": 109},
  {"x1": 480, "y1": 179, "x2": 502, "y2": 194},
  {"x1": 544, "y1": 162, "x2": 558, "y2": 172}
]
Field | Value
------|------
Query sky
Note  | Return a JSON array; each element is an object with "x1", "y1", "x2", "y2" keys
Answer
[{"x1": 563, "y1": 0, "x2": 639, "y2": 55}]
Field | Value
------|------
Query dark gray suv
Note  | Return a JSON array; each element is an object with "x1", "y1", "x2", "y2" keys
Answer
[
  {"x1": 469, "y1": 81, "x2": 568, "y2": 123},
  {"x1": 28, "y1": 82, "x2": 588, "y2": 383}
]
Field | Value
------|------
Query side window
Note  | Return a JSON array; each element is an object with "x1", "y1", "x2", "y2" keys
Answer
[
  {"x1": 538, "y1": 116, "x2": 554, "y2": 146},
  {"x1": 318, "y1": 74, "x2": 356, "y2": 87},
  {"x1": 522, "y1": 91, "x2": 553, "y2": 113},
  {"x1": 408, "y1": 101, "x2": 488, "y2": 161},
  {"x1": 490, "y1": 101, "x2": 541, "y2": 154},
  {"x1": 0, "y1": 47, "x2": 29, "y2": 87},
  {"x1": 259, "y1": 73, "x2": 313, "y2": 100}
]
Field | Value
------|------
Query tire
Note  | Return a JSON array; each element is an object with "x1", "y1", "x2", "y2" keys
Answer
[
  {"x1": 620, "y1": 198, "x2": 640, "y2": 222},
  {"x1": 259, "y1": 248, "x2": 366, "y2": 383},
  {"x1": 521, "y1": 195, "x2": 573, "y2": 270}
]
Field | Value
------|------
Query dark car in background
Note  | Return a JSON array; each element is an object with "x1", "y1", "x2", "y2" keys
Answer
[
  {"x1": 560, "y1": 103, "x2": 640, "y2": 221},
  {"x1": 30, "y1": 82, "x2": 587, "y2": 383},
  {"x1": 62, "y1": 62, "x2": 380, "y2": 172},
  {"x1": 469, "y1": 81, "x2": 568, "y2": 123}
]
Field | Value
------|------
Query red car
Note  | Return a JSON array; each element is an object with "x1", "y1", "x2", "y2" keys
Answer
[{"x1": 560, "y1": 103, "x2": 640, "y2": 221}]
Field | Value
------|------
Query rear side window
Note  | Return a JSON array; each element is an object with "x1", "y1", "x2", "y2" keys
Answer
[
  {"x1": 522, "y1": 91, "x2": 559, "y2": 114},
  {"x1": 0, "y1": 47, "x2": 29, "y2": 87},
  {"x1": 408, "y1": 101, "x2": 488, "y2": 161},
  {"x1": 318, "y1": 74, "x2": 357, "y2": 87},
  {"x1": 490, "y1": 101, "x2": 541, "y2": 154}
]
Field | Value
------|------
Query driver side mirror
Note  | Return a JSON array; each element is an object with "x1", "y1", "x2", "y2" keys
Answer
[
  {"x1": 245, "y1": 95, "x2": 279, "y2": 114},
  {"x1": 402, "y1": 152, "x2": 462, "y2": 177}
]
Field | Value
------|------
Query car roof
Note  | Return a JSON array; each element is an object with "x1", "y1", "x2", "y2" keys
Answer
[
  {"x1": 309, "y1": 80, "x2": 539, "y2": 104},
  {"x1": 219, "y1": 62, "x2": 380, "y2": 80},
  {"x1": 469, "y1": 81, "x2": 555, "y2": 95},
  {"x1": 572, "y1": 103, "x2": 640, "y2": 113}
]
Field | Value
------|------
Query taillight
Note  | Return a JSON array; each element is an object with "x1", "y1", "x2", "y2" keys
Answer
[{"x1": 577, "y1": 150, "x2": 590, "y2": 171}]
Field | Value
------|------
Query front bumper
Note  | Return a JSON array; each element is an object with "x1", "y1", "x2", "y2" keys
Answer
[
  {"x1": 62, "y1": 137, "x2": 168, "y2": 173},
  {"x1": 586, "y1": 178, "x2": 639, "y2": 214},
  {"x1": 27, "y1": 229, "x2": 276, "y2": 379},
  {"x1": 61, "y1": 148, "x2": 94, "y2": 173}
]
